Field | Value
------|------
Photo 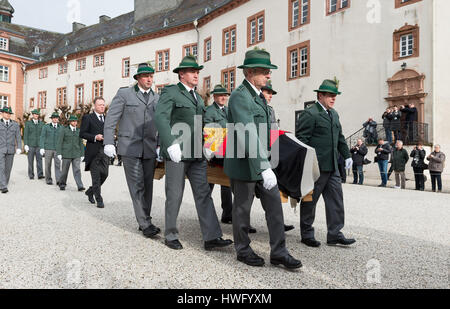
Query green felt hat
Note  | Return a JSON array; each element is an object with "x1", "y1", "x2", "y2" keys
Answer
[
  {"x1": 31, "y1": 109, "x2": 41, "y2": 115},
  {"x1": 68, "y1": 115, "x2": 79, "y2": 122},
  {"x1": 238, "y1": 49, "x2": 278, "y2": 70},
  {"x1": 133, "y1": 63, "x2": 155, "y2": 80},
  {"x1": 2, "y1": 106, "x2": 13, "y2": 114},
  {"x1": 173, "y1": 55, "x2": 204, "y2": 73},
  {"x1": 314, "y1": 79, "x2": 342, "y2": 95},
  {"x1": 261, "y1": 81, "x2": 277, "y2": 95},
  {"x1": 211, "y1": 84, "x2": 230, "y2": 95},
  {"x1": 50, "y1": 112, "x2": 60, "y2": 119}
]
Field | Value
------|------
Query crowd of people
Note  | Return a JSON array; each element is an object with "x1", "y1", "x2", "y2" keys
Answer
[{"x1": 0, "y1": 50, "x2": 362, "y2": 271}]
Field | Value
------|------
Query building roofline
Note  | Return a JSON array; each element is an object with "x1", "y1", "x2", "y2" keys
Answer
[{"x1": 26, "y1": 0, "x2": 249, "y2": 70}]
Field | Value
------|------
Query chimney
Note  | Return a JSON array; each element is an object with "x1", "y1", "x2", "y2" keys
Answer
[
  {"x1": 72, "y1": 22, "x2": 86, "y2": 32},
  {"x1": 99, "y1": 15, "x2": 111, "y2": 23},
  {"x1": 134, "y1": 0, "x2": 183, "y2": 22}
]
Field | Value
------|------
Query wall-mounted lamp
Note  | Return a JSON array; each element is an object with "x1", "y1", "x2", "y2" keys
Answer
[{"x1": 401, "y1": 62, "x2": 407, "y2": 70}]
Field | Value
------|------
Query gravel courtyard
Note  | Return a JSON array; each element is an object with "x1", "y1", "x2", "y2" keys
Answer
[{"x1": 0, "y1": 155, "x2": 448, "y2": 289}]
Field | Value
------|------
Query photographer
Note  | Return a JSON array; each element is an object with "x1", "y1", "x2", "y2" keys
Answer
[
  {"x1": 351, "y1": 139, "x2": 368, "y2": 185},
  {"x1": 401, "y1": 104, "x2": 418, "y2": 143},
  {"x1": 410, "y1": 143, "x2": 426, "y2": 191},
  {"x1": 382, "y1": 108, "x2": 393, "y2": 144},
  {"x1": 363, "y1": 118, "x2": 378, "y2": 145},
  {"x1": 391, "y1": 106, "x2": 402, "y2": 143},
  {"x1": 375, "y1": 138, "x2": 392, "y2": 187},
  {"x1": 427, "y1": 145, "x2": 445, "y2": 193}
]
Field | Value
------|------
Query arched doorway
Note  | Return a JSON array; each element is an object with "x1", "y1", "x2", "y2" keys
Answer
[{"x1": 385, "y1": 69, "x2": 427, "y2": 123}]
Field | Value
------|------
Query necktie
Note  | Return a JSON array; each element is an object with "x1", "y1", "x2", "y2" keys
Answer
[
  {"x1": 143, "y1": 92, "x2": 149, "y2": 103},
  {"x1": 259, "y1": 93, "x2": 267, "y2": 104},
  {"x1": 189, "y1": 90, "x2": 198, "y2": 105},
  {"x1": 100, "y1": 115, "x2": 104, "y2": 123},
  {"x1": 5, "y1": 121, "x2": 9, "y2": 127},
  {"x1": 327, "y1": 110, "x2": 333, "y2": 121}
]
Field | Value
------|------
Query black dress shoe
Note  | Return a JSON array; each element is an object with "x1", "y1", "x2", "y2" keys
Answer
[
  {"x1": 301, "y1": 238, "x2": 321, "y2": 247},
  {"x1": 59, "y1": 186, "x2": 66, "y2": 191},
  {"x1": 237, "y1": 252, "x2": 265, "y2": 267},
  {"x1": 270, "y1": 254, "x2": 303, "y2": 269},
  {"x1": 165, "y1": 239, "x2": 183, "y2": 250},
  {"x1": 221, "y1": 217, "x2": 232, "y2": 224},
  {"x1": 204, "y1": 238, "x2": 233, "y2": 250},
  {"x1": 143, "y1": 225, "x2": 161, "y2": 238},
  {"x1": 46, "y1": 182, "x2": 53, "y2": 185},
  {"x1": 1, "y1": 188, "x2": 8, "y2": 194},
  {"x1": 284, "y1": 225, "x2": 295, "y2": 232},
  {"x1": 327, "y1": 237, "x2": 356, "y2": 246},
  {"x1": 248, "y1": 226, "x2": 257, "y2": 234},
  {"x1": 29, "y1": 177, "x2": 34, "y2": 180},
  {"x1": 97, "y1": 202, "x2": 105, "y2": 209},
  {"x1": 85, "y1": 190, "x2": 95, "y2": 204},
  {"x1": 78, "y1": 187, "x2": 86, "y2": 192},
  {"x1": 38, "y1": 176, "x2": 45, "y2": 180}
]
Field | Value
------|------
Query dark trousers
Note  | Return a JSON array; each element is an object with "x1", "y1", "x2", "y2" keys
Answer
[
  {"x1": 300, "y1": 170, "x2": 345, "y2": 242},
  {"x1": 352, "y1": 165, "x2": 364, "y2": 185},
  {"x1": 413, "y1": 167, "x2": 425, "y2": 190},
  {"x1": 230, "y1": 179, "x2": 288, "y2": 258},
  {"x1": 122, "y1": 156, "x2": 156, "y2": 230},
  {"x1": 87, "y1": 152, "x2": 109, "y2": 203},
  {"x1": 384, "y1": 128, "x2": 393, "y2": 144},
  {"x1": 430, "y1": 171, "x2": 442, "y2": 192},
  {"x1": 27, "y1": 146, "x2": 43, "y2": 178},
  {"x1": 209, "y1": 184, "x2": 233, "y2": 220}
]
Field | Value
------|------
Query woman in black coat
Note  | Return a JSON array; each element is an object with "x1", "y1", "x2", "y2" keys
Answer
[{"x1": 410, "y1": 143, "x2": 427, "y2": 191}]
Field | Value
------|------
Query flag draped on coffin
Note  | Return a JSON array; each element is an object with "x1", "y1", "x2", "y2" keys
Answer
[{"x1": 203, "y1": 129, "x2": 320, "y2": 200}]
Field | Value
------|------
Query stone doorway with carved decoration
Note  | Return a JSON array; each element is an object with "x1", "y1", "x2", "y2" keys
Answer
[{"x1": 385, "y1": 68, "x2": 429, "y2": 144}]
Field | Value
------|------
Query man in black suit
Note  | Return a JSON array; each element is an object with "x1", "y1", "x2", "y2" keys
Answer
[{"x1": 80, "y1": 97, "x2": 109, "y2": 208}]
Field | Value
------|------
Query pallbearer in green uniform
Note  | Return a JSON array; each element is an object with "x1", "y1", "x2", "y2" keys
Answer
[
  {"x1": 56, "y1": 115, "x2": 85, "y2": 191},
  {"x1": 40, "y1": 112, "x2": 62, "y2": 185},
  {"x1": 295, "y1": 79, "x2": 356, "y2": 248},
  {"x1": 155, "y1": 56, "x2": 233, "y2": 251},
  {"x1": 24, "y1": 109, "x2": 44, "y2": 180},
  {"x1": 224, "y1": 49, "x2": 302, "y2": 269},
  {"x1": 204, "y1": 84, "x2": 233, "y2": 224},
  {"x1": 0, "y1": 107, "x2": 22, "y2": 194}
]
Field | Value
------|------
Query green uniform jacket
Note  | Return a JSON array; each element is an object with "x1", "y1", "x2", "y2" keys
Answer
[
  {"x1": 39, "y1": 123, "x2": 61, "y2": 151},
  {"x1": 224, "y1": 80, "x2": 272, "y2": 181},
  {"x1": 392, "y1": 148, "x2": 409, "y2": 172},
  {"x1": 56, "y1": 126, "x2": 85, "y2": 159},
  {"x1": 24, "y1": 120, "x2": 44, "y2": 147},
  {"x1": 295, "y1": 102, "x2": 351, "y2": 172},
  {"x1": 155, "y1": 83, "x2": 206, "y2": 161},
  {"x1": 204, "y1": 102, "x2": 228, "y2": 128}
]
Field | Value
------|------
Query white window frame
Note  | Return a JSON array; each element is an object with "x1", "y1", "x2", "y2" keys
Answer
[
  {"x1": 0, "y1": 37, "x2": 8, "y2": 51},
  {"x1": 400, "y1": 34, "x2": 414, "y2": 57},
  {"x1": 0, "y1": 65, "x2": 9, "y2": 82}
]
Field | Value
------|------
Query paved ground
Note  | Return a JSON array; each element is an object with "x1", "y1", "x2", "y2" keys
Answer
[{"x1": 0, "y1": 155, "x2": 448, "y2": 289}]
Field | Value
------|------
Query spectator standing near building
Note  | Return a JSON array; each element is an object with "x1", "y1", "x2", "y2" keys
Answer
[
  {"x1": 392, "y1": 140, "x2": 409, "y2": 189},
  {"x1": 375, "y1": 138, "x2": 392, "y2": 187},
  {"x1": 363, "y1": 118, "x2": 378, "y2": 145},
  {"x1": 382, "y1": 108, "x2": 393, "y2": 144},
  {"x1": 350, "y1": 139, "x2": 368, "y2": 185},
  {"x1": 391, "y1": 106, "x2": 402, "y2": 143},
  {"x1": 410, "y1": 143, "x2": 426, "y2": 191},
  {"x1": 401, "y1": 104, "x2": 418, "y2": 143},
  {"x1": 427, "y1": 145, "x2": 445, "y2": 193}
]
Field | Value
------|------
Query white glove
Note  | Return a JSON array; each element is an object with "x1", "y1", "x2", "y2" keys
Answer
[
  {"x1": 262, "y1": 169, "x2": 277, "y2": 191},
  {"x1": 81, "y1": 157, "x2": 85, "y2": 162},
  {"x1": 168, "y1": 144, "x2": 182, "y2": 163},
  {"x1": 57, "y1": 155, "x2": 62, "y2": 161},
  {"x1": 345, "y1": 158, "x2": 353, "y2": 170},
  {"x1": 104, "y1": 145, "x2": 116, "y2": 158},
  {"x1": 16, "y1": 149, "x2": 22, "y2": 155},
  {"x1": 24, "y1": 145, "x2": 29, "y2": 153},
  {"x1": 156, "y1": 147, "x2": 163, "y2": 163},
  {"x1": 40, "y1": 149, "x2": 45, "y2": 156}
]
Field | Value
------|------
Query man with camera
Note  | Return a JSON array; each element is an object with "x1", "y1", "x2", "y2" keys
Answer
[
  {"x1": 350, "y1": 139, "x2": 368, "y2": 185},
  {"x1": 375, "y1": 138, "x2": 392, "y2": 188}
]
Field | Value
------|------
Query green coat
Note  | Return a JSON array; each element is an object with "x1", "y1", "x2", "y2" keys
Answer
[
  {"x1": 24, "y1": 120, "x2": 44, "y2": 147},
  {"x1": 224, "y1": 80, "x2": 272, "y2": 181},
  {"x1": 56, "y1": 126, "x2": 85, "y2": 159},
  {"x1": 155, "y1": 83, "x2": 206, "y2": 161},
  {"x1": 392, "y1": 148, "x2": 409, "y2": 172},
  {"x1": 39, "y1": 123, "x2": 61, "y2": 151},
  {"x1": 296, "y1": 102, "x2": 351, "y2": 172},
  {"x1": 204, "y1": 102, "x2": 228, "y2": 128}
]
